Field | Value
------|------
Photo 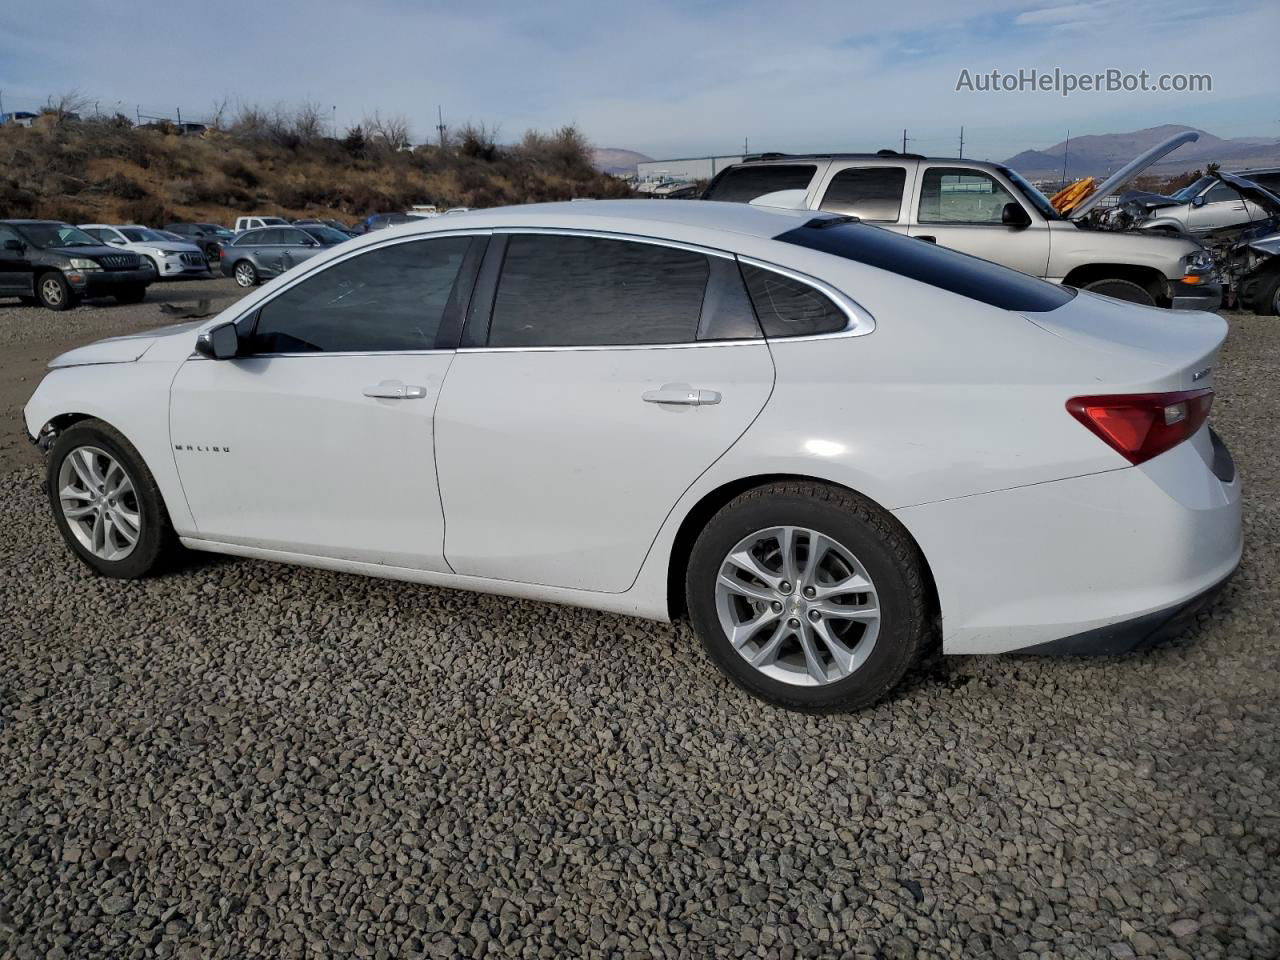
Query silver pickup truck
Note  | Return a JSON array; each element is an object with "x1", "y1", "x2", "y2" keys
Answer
[{"x1": 703, "y1": 131, "x2": 1220, "y2": 310}]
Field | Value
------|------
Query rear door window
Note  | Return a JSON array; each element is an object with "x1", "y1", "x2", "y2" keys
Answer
[
  {"x1": 704, "y1": 164, "x2": 818, "y2": 203},
  {"x1": 488, "y1": 234, "x2": 711, "y2": 347},
  {"x1": 739, "y1": 264, "x2": 847, "y2": 337},
  {"x1": 819, "y1": 167, "x2": 907, "y2": 221}
]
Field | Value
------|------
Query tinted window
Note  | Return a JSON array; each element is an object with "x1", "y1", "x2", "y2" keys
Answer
[
  {"x1": 820, "y1": 167, "x2": 906, "y2": 221},
  {"x1": 303, "y1": 226, "x2": 349, "y2": 245},
  {"x1": 704, "y1": 164, "x2": 817, "y2": 203},
  {"x1": 245, "y1": 237, "x2": 474, "y2": 354},
  {"x1": 234, "y1": 230, "x2": 265, "y2": 246},
  {"x1": 489, "y1": 235, "x2": 710, "y2": 347},
  {"x1": 84, "y1": 228, "x2": 117, "y2": 243},
  {"x1": 919, "y1": 167, "x2": 1018, "y2": 224},
  {"x1": 1203, "y1": 182, "x2": 1239, "y2": 204},
  {"x1": 740, "y1": 264, "x2": 846, "y2": 337},
  {"x1": 276, "y1": 228, "x2": 313, "y2": 245},
  {"x1": 776, "y1": 218, "x2": 1074, "y2": 312}
]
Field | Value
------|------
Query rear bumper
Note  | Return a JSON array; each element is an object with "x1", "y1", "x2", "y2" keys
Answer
[
  {"x1": 1169, "y1": 278, "x2": 1222, "y2": 311},
  {"x1": 895, "y1": 429, "x2": 1242, "y2": 655}
]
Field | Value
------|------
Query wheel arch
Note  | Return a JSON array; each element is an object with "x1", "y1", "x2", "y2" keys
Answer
[
  {"x1": 1062, "y1": 263, "x2": 1168, "y2": 303},
  {"x1": 663, "y1": 472, "x2": 940, "y2": 625}
]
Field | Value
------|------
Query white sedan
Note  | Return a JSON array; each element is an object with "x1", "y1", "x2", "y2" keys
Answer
[
  {"x1": 79, "y1": 224, "x2": 208, "y2": 278},
  {"x1": 24, "y1": 201, "x2": 1241, "y2": 711}
]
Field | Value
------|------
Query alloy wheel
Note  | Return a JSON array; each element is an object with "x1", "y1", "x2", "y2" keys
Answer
[
  {"x1": 57, "y1": 445, "x2": 141, "y2": 561},
  {"x1": 41, "y1": 277, "x2": 64, "y2": 306},
  {"x1": 234, "y1": 262, "x2": 255, "y2": 286},
  {"x1": 714, "y1": 525, "x2": 880, "y2": 686}
]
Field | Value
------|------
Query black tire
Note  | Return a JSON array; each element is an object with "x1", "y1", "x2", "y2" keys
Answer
[
  {"x1": 1250, "y1": 271, "x2": 1280, "y2": 317},
  {"x1": 232, "y1": 259, "x2": 258, "y2": 287},
  {"x1": 1081, "y1": 277, "x2": 1158, "y2": 307},
  {"x1": 113, "y1": 284, "x2": 148, "y2": 304},
  {"x1": 685, "y1": 481, "x2": 932, "y2": 712},
  {"x1": 46, "y1": 419, "x2": 177, "y2": 579},
  {"x1": 36, "y1": 271, "x2": 78, "y2": 311}
]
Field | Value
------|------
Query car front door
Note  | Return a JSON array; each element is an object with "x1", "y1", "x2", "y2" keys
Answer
[
  {"x1": 433, "y1": 231, "x2": 776, "y2": 593},
  {"x1": 0, "y1": 224, "x2": 33, "y2": 295},
  {"x1": 169, "y1": 232, "x2": 485, "y2": 569},
  {"x1": 908, "y1": 165, "x2": 1052, "y2": 278},
  {"x1": 1188, "y1": 181, "x2": 1254, "y2": 232}
]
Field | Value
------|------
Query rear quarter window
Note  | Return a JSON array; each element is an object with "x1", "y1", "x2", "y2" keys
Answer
[
  {"x1": 705, "y1": 164, "x2": 817, "y2": 203},
  {"x1": 775, "y1": 218, "x2": 1074, "y2": 313}
]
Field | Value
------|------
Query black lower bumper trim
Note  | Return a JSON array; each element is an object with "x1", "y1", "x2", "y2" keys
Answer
[{"x1": 1011, "y1": 573, "x2": 1234, "y2": 656}]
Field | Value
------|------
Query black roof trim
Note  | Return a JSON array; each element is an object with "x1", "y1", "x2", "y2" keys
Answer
[{"x1": 741, "y1": 150, "x2": 928, "y2": 163}]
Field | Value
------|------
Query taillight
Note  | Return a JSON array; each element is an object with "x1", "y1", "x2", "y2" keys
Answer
[{"x1": 1066, "y1": 389, "x2": 1213, "y2": 465}]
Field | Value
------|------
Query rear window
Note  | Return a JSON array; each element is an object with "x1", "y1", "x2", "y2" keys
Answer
[
  {"x1": 775, "y1": 219, "x2": 1075, "y2": 313},
  {"x1": 704, "y1": 164, "x2": 817, "y2": 203}
]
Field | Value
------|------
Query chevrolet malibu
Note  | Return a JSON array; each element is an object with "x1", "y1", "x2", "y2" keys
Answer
[{"x1": 22, "y1": 201, "x2": 1242, "y2": 712}]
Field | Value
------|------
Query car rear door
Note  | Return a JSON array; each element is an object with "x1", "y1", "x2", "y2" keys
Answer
[
  {"x1": 433, "y1": 231, "x2": 775, "y2": 593},
  {"x1": 811, "y1": 161, "x2": 916, "y2": 235},
  {"x1": 0, "y1": 224, "x2": 33, "y2": 294},
  {"x1": 169, "y1": 233, "x2": 485, "y2": 568}
]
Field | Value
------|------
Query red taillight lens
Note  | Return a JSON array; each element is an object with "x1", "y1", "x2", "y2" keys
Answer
[{"x1": 1066, "y1": 389, "x2": 1213, "y2": 465}]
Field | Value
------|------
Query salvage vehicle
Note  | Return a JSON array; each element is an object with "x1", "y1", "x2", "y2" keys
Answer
[
  {"x1": 80, "y1": 224, "x2": 209, "y2": 279},
  {"x1": 1113, "y1": 173, "x2": 1277, "y2": 235},
  {"x1": 0, "y1": 220, "x2": 151, "y2": 310},
  {"x1": 703, "y1": 131, "x2": 1219, "y2": 309},
  {"x1": 219, "y1": 224, "x2": 344, "y2": 287},
  {"x1": 1193, "y1": 172, "x2": 1280, "y2": 316},
  {"x1": 23, "y1": 201, "x2": 1241, "y2": 711}
]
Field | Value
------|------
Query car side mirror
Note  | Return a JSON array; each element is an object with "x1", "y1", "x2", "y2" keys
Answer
[
  {"x1": 1191, "y1": 195, "x2": 1206, "y2": 207},
  {"x1": 1001, "y1": 202, "x2": 1032, "y2": 229},
  {"x1": 2, "y1": 239, "x2": 23, "y2": 252},
  {"x1": 195, "y1": 321, "x2": 239, "y2": 361}
]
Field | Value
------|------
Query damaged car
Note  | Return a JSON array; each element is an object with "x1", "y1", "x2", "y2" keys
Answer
[
  {"x1": 1110, "y1": 170, "x2": 1279, "y2": 236},
  {"x1": 1193, "y1": 171, "x2": 1280, "y2": 316},
  {"x1": 704, "y1": 130, "x2": 1220, "y2": 310}
]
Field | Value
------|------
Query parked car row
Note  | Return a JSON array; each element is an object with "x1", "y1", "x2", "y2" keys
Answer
[{"x1": 0, "y1": 220, "x2": 152, "y2": 310}]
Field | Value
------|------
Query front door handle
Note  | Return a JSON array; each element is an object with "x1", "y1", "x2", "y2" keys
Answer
[
  {"x1": 363, "y1": 380, "x2": 428, "y2": 400},
  {"x1": 917, "y1": 235, "x2": 937, "y2": 243},
  {"x1": 642, "y1": 384, "x2": 721, "y2": 406}
]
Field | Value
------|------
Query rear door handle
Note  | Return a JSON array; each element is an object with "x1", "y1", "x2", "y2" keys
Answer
[
  {"x1": 917, "y1": 235, "x2": 937, "y2": 243},
  {"x1": 363, "y1": 380, "x2": 428, "y2": 400},
  {"x1": 642, "y1": 384, "x2": 721, "y2": 406}
]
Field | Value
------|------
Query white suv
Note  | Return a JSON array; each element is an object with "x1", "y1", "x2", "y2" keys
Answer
[
  {"x1": 79, "y1": 224, "x2": 208, "y2": 279},
  {"x1": 705, "y1": 132, "x2": 1220, "y2": 310}
]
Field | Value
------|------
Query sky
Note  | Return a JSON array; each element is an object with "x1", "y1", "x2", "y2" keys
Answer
[{"x1": 1, "y1": 0, "x2": 1276, "y2": 162}]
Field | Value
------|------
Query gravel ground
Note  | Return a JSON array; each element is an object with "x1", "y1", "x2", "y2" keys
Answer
[{"x1": 0, "y1": 305, "x2": 1277, "y2": 959}]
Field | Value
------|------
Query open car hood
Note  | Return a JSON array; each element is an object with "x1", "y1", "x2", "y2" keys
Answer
[
  {"x1": 1068, "y1": 130, "x2": 1200, "y2": 221},
  {"x1": 1214, "y1": 171, "x2": 1280, "y2": 218}
]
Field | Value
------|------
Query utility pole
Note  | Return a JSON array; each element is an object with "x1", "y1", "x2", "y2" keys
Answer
[
  {"x1": 902, "y1": 129, "x2": 909, "y2": 153},
  {"x1": 436, "y1": 105, "x2": 447, "y2": 148},
  {"x1": 0, "y1": 89, "x2": 6, "y2": 122},
  {"x1": 136, "y1": 105, "x2": 141, "y2": 126},
  {"x1": 176, "y1": 106, "x2": 181, "y2": 126},
  {"x1": 332, "y1": 105, "x2": 337, "y2": 138},
  {"x1": 1060, "y1": 129, "x2": 1071, "y2": 189},
  {"x1": 744, "y1": 136, "x2": 748, "y2": 155},
  {"x1": 958, "y1": 125, "x2": 965, "y2": 159}
]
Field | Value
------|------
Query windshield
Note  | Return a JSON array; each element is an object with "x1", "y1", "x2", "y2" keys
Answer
[
  {"x1": 199, "y1": 224, "x2": 234, "y2": 237},
  {"x1": 121, "y1": 228, "x2": 166, "y2": 242},
  {"x1": 304, "y1": 226, "x2": 349, "y2": 245},
  {"x1": 261, "y1": 217, "x2": 288, "y2": 225},
  {"x1": 17, "y1": 223, "x2": 102, "y2": 248},
  {"x1": 1000, "y1": 167, "x2": 1063, "y2": 221},
  {"x1": 1171, "y1": 177, "x2": 1212, "y2": 202}
]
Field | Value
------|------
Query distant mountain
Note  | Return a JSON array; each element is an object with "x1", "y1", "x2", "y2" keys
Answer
[
  {"x1": 1004, "y1": 124, "x2": 1280, "y2": 181},
  {"x1": 591, "y1": 148, "x2": 652, "y2": 175}
]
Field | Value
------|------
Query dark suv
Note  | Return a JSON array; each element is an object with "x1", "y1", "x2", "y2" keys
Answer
[
  {"x1": 0, "y1": 220, "x2": 153, "y2": 310},
  {"x1": 164, "y1": 222, "x2": 236, "y2": 262}
]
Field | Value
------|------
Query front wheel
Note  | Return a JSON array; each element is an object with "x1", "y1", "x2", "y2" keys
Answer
[
  {"x1": 233, "y1": 260, "x2": 258, "y2": 287},
  {"x1": 1081, "y1": 277, "x2": 1158, "y2": 307},
  {"x1": 46, "y1": 420, "x2": 176, "y2": 579},
  {"x1": 114, "y1": 284, "x2": 147, "y2": 304},
  {"x1": 37, "y1": 271, "x2": 78, "y2": 311},
  {"x1": 686, "y1": 482, "x2": 932, "y2": 712},
  {"x1": 1251, "y1": 271, "x2": 1280, "y2": 317}
]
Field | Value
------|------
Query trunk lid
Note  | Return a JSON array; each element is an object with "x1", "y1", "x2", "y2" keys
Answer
[{"x1": 1023, "y1": 291, "x2": 1225, "y2": 392}]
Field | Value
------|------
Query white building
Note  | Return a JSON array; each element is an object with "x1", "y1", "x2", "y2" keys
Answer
[{"x1": 635, "y1": 155, "x2": 744, "y2": 185}]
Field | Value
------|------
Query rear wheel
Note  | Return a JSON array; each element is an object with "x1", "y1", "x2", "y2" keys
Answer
[
  {"x1": 233, "y1": 260, "x2": 258, "y2": 287},
  {"x1": 1251, "y1": 271, "x2": 1280, "y2": 317},
  {"x1": 37, "y1": 271, "x2": 77, "y2": 311},
  {"x1": 686, "y1": 482, "x2": 931, "y2": 712},
  {"x1": 46, "y1": 420, "x2": 176, "y2": 579},
  {"x1": 1081, "y1": 277, "x2": 1158, "y2": 307}
]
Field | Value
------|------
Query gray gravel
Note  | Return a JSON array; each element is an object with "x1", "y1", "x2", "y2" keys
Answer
[{"x1": 0, "y1": 310, "x2": 1277, "y2": 959}]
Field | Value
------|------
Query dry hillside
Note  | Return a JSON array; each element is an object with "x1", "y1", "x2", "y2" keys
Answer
[{"x1": 0, "y1": 112, "x2": 633, "y2": 226}]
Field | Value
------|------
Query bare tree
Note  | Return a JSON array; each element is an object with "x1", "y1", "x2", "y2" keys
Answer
[
  {"x1": 364, "y1": 112, "x2": 412, "y2": 151},
  {"x1": 45, "y1": 90, "x2": 91, "y2": 120}
]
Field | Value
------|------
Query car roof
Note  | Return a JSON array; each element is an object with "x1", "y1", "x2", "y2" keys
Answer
[
  {"x1": 376, "y1": 199, "x2": 820, "y2": 243},
  {"x1": 2, "y1": 219, "x2": 65, "y2": 225}
]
